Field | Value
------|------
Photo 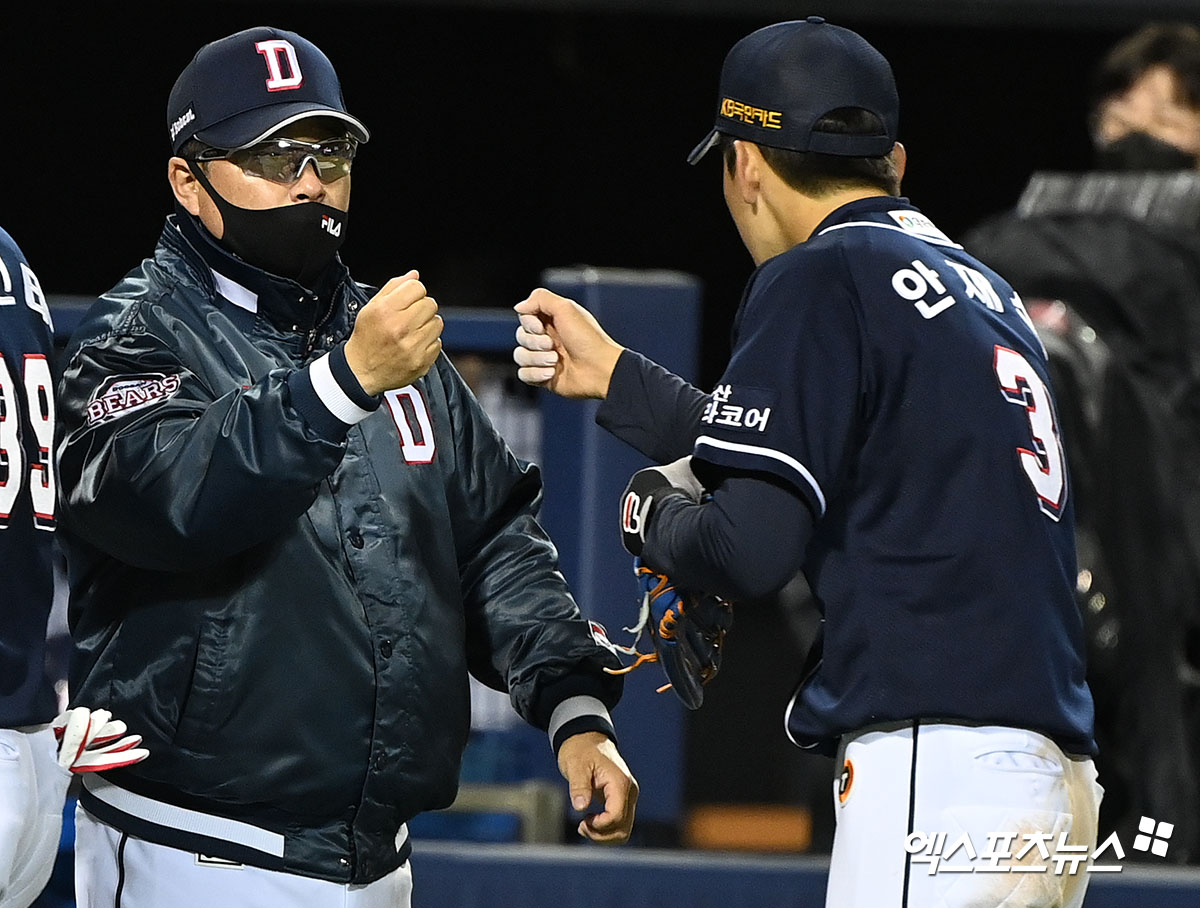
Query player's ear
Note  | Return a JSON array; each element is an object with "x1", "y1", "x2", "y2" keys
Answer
[
  {"x1": 732, "y1": 140, "x2": 763, "y2": 205},
  {"x1": 891, "y1": 142, "x2": 907, "y2": 187},
  {"x1": 168, "y1": 157, "x2": 203, "y2": 216}
]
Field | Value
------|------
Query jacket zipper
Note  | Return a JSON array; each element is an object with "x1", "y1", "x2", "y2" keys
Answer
[{"x1": 305, "y1": 294, "x2": 338, "y2": 358}]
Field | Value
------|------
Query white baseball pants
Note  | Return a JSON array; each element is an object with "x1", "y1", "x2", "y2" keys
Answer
[
  {"x1": 75, "y1": 807, "x2": 413, "y2": 908},
  {"x1": 0, "y1": 724, "x2": 71, "y2": 908},
  {"x1": 826, "y1": 722, "x2": 1102, "y2": 908}
]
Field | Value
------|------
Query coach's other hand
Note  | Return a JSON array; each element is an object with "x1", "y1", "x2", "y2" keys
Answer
[
  {"x1": 345, "y1": 270, "x2": 443, "y2": 395},
  {"x1": 514, "y1": 288, "x2": 624, "y2": 399},
  {"x1": 557, "y1": 731, "x2": 638, "y2": 843}
]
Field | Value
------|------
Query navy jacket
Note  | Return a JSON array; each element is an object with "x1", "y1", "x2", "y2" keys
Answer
[{"x1": 57, "y1": 214, "x2": 621, "y2": 883}]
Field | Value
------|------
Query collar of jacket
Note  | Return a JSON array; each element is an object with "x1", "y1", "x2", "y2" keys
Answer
[{"x1": 169, "y1": 207, "x2": 351, "y2": 338}]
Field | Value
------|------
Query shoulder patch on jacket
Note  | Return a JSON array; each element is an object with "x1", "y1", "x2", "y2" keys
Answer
[{"x1": 86, "y1": 373, "x2": 182, "y2": 426}]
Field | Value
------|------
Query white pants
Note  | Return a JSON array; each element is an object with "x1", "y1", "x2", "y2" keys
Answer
[
  {"x1": 75, "y1": 807, "x2": 413, "y2": 908},
  {"x1": 0, "y1": 724, "x2": 71, "y2": 908},
  {"x1": 826, "y1": 723, "x2": 1102, "y2": 908}
]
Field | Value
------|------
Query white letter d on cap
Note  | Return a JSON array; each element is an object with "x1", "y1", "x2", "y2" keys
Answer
[{"x1": 256, "y1": 40, "x2": 304, "y2": 91}]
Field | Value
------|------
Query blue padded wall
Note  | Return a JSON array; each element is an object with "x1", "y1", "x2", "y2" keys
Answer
[{"x1": 536, "y1": 267, "x2": 703, "y2": 828}]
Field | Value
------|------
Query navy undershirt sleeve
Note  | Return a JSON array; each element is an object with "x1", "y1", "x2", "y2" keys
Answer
[
  {"x1": 642, "y1": 471, "x2": 814, "y2": 602},
  {"x1": 595, "y1": 349, "x2": 707, "y2": 463}
]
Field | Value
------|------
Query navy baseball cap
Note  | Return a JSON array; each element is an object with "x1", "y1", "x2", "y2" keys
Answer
[
  {"x1": 688, "y1": 17, "x2": 898, "y2": 164},
  {"x1": 167, "y1": 26, "x2": 369, "y2": 155}
]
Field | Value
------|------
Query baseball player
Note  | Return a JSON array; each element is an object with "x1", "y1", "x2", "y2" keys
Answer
[
  {"x1": 56, "y1": 27, "x2": 635, "y2": 908},
  {"x1": 0, "y1": 229, "x2": 147, "y2": 908},
  {"x1": 515, "y1": 18, "x2": 1101, "y2": 907}
]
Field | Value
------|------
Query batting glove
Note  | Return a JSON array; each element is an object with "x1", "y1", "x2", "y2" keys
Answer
[
  {"x1": 52, "y1": 707, "x2": 150, "y2": 773},
  {"x1": 620, "y1": 456, "x2": 705, "y2": 556}
]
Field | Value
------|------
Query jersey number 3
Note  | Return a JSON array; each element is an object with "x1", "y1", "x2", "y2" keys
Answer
[
  {"x1": 994, "y1": 346, "x2": 1065, "y2": 521},
  {"x1": 0, "y1": 354, "x2": 55, "y2": 530}
]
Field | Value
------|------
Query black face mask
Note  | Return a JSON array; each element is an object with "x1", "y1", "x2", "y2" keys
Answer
[
  {"x1": 1094, "y1": 131, "x2": 1198, "y2": 172},
  {"x1": 190, "y1": 163, "x2": 348, "y2": 288}
]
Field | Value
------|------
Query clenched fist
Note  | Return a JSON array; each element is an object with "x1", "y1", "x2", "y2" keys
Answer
[
  {"x1": 513, "y1": 288, "x2": 624, "y2": 399},
  {"x1": 345, "y1": 270, "x2": 443, "y2": 395},
  {"x1": 557, "y1": 731, "x2": 639, "y2": 843}
]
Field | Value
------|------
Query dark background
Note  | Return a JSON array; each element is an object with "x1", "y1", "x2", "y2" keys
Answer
[{"x1": 0, "y1": 2, "x2": 1171, "y2": 387}]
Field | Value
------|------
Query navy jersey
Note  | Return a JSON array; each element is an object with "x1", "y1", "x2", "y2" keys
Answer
[
  {"x1": 693, "y1": 197, "x2": 1095, "y2": 755},
  {"x1": 0, "y1": 227, "x2": 57, "y2": 727}
]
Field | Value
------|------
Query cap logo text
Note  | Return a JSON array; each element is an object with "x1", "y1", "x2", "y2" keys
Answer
[
  {"x1": 255, "y1": 39, "x2": 304, "y2": 92},
  {"x1": 169, "y1": 107, "x2": 196, "y2": 142},
  {"x1": 720, "y1": 97, "x2": 782, "y2": 130}
]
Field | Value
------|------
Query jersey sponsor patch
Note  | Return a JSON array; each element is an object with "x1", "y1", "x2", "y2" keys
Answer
[
  {"x1": 886, "y1": 210, "x2": 956, "y2": 246},
  {"x1": 86, "y1": 373, "x2": 182, "y2": 426},
  {"x1": 701, "y1": 384, "x2": 777, "y2": 433}
]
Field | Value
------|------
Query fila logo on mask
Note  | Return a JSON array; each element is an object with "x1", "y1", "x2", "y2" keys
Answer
[
  {"x1": 255, "y1": 39, "x2": 303, "y2": 91},
  {"x1": 321, "y1": 215, "x2": 342, "y2": 237}
]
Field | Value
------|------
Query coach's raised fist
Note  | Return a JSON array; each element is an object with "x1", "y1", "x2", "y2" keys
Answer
[{"x1": 345, "y1": 270, "x2": 444, "y2": 395}]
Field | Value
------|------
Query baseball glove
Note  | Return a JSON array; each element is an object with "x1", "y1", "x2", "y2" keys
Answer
[{"x1": 604, "y1": 558, "x2": 733, "y2": 710}]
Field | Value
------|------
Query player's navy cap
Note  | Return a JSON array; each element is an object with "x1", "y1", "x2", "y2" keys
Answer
[
  {"x1": 688, "y1": 17, "x2": 898, "y2": 164},
  {"x1": 167, "y1": 26, "x2": 369, "y2": 155}
]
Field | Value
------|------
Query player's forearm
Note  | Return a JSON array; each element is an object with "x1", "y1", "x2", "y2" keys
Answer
[
  {"x1": 642, "y1": 474, "x2": 811, "y2": 601},
  {"x1": 595, "y1": 350, "x2": 708, "y2": 464}
]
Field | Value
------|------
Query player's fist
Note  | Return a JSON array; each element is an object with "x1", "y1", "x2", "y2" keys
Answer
[
  {"x1": 513, "y1": 288, "x2": 624, "y2": 399},
  {"x1": 345, "y1": 270, "x2": 444, "y2": 395}
]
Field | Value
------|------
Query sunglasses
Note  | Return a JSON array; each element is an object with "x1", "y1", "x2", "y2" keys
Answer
[{"x1": 193, "y1": 136, "x2": 358, "y2": 185}]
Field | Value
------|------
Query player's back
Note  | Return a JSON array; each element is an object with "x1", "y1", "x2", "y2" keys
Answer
[
  {"x1": 0, "y1": 227, "x2": 58, "y2": 728},
  {"x1": 779, "y1": 198, "x2": 1091, "y2": 755}
]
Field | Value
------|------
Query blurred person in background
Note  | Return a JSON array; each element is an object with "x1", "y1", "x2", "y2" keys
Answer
[
  {"x1": 966, "y1": 21, "x2": 1200, "y2": 864},
  {"x1": 1091, "y1": 23, "x2": 1200, "y2": 170}
]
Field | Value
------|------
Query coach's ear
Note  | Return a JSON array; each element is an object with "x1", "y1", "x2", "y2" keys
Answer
[
  {"x1": 892, "y1": 142, "x2": 907, "y2": 186},
  {"x1": 168, "y1": 157, "x2": 202, "y2": 216}
]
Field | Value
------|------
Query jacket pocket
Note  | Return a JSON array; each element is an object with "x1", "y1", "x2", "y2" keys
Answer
[{"x1": 173, "y1": 612, "x2": 233, "y2": 749}]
